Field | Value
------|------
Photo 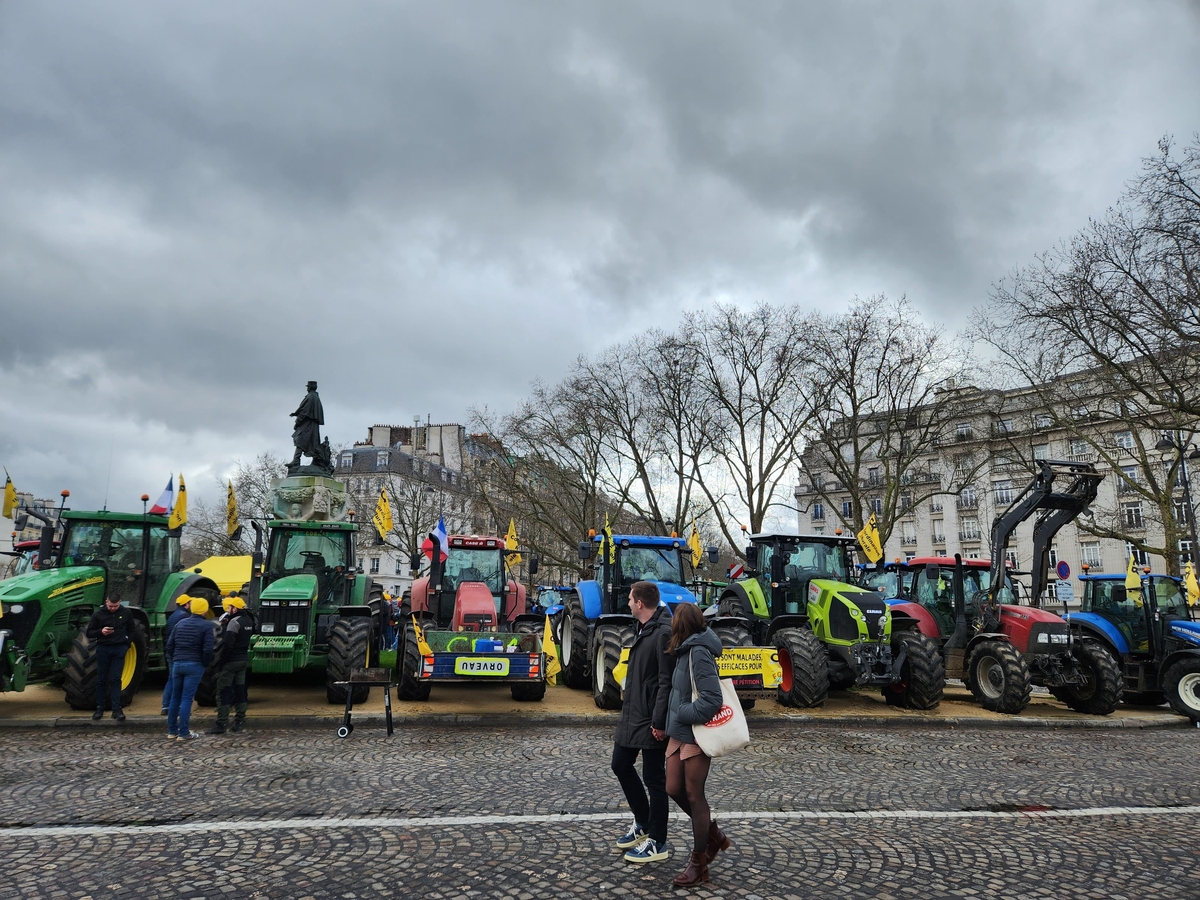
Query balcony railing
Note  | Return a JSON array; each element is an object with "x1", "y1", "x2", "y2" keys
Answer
[
  {"x1": 1117, "y1": 480, "x2": 1142, "y2": 495},
  {"x1": 1068, "y1": 452, "x2": 1098, "y2": 464},
  {"x1": 959, "y1": 530, "x2": 982, "y2": 542},
  {"x1": 957, "y1": 496, "x2": 979, "y2": 510},
  {"x1": 930, "y1": 501, "x2": 944, "y2": 512},
  {"x1": 900, "y1": 537, "x2": 917, "y2": 546},
  {"x1": 1081, "y1": 561, "x2": 1104, "y2": 571},
  {"x1": 932, "y1": 534, "x2": 946, "y2": 544}
]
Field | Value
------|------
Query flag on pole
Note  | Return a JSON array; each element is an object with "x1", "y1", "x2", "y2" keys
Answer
[
  {"x1": 411, "y1": 615, "x2": 433, "y2": 656},
  {"x1": 149, "y1": 476, "x2": 174, "y2": 516},
  {"x1": 421, "y1": 516, "x2": 449, "y2": 561},
  {"x1": 2, "y1": 469, "x2": 16, "y2": 518},
  {"x1": 1186, "y1": 561, "x2": 1199, "y2": 608},
  {"x1": 372, "y1": 486, "x2": 393, "y2": 540},
  {"x1": 226, "y1": 480, "x2": 242, "y2": 540},
  {"x1": 505, "y1": 518, "x2": 522, "y2": 566},
  {"x1": 168, "y1": 474, "x2": 188, "y2": 529},
  {"x1": 688, "y1": 520, "x2": 703, "y2": 568},
  {"x1": 857, "y1": 513, "x2": 883, "y2": 564},
  {"x1": 542, "y1": 614, "x2": 560, "y2": 685},
  {"x1": 602, "y1": 513, "x2": 615, "y2": 564},
  {"x1": 1125, "y1": 552, "x2": 1142, "y2": 591}
]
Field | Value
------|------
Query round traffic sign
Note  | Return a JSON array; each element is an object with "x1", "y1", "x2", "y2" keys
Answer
[{"x1": 1056, "y1": 560, "x2": 1071, "y2": 580}]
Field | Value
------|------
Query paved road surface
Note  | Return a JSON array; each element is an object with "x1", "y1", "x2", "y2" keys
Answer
[{"x1": 2, "y1": 722, "x2": 1197, "y2": 899}]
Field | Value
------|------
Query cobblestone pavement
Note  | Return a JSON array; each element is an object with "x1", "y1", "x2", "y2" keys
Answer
[{"x1": 2, "y1": 722, "x2": 1197, "y2": 899}]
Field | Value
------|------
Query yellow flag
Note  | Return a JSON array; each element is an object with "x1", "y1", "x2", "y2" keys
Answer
[
  {"x1": 857, "y1": 513, "x2": 883, "y2": 564},
  {"x1": 506, "y1": 518, "x2": 522, "y2": 566},
  {"x1": 2, "y1": 469, "x2": 16, "y2": 519},
  {"x1": 372, "y1": 486, "x2": 393, "y2": 540},
  {"x1": 168, "y1": 474, "x2": 188, "y2": 529},
  {"x1": 411, "y1": 615, "x2": 432, "y2": 656},
  {"x1": 1186, "y1": 562, "x2": 1199, "y2": 608},
  {"x1": 688, "y1": 520, "x2": 703, "y2": 568},
  {"x1": 225, "y1": 480, "x2": 240, "y2": 538},
  {"x1": 542, "y1": 614, "x2": 560, "y2": 685},
  {"x1": 603, "y1": 512, "x2": 615, "y2": 564},
  {"x1": 1125, "y1": 552, "x2": 1142, "y2": 591}
]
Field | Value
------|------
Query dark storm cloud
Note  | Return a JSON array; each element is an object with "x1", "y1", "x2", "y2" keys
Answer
[{"x1": 1, "y1": 1, "x2": 1198, "y2": 511}]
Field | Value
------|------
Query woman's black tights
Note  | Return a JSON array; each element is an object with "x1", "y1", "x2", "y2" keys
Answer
[{"x1": 666, "y1": 750, "x2": 711, "y2": 853}]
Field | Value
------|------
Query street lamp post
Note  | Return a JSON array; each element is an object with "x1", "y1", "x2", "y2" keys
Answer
[{"x1": 1155, "y1": 432, "x2": 1200, "y2": 565}]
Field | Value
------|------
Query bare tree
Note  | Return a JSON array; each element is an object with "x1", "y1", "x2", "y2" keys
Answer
[
  {"x1": 181, "y1": 453, "x2": 288, "y2": 563},
  {"x1": 798, "y1": 296, "x2": 978, "y2": 545}
]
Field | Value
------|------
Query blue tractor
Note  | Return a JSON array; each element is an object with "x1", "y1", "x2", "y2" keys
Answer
[
  {"x1": 563, "y1": 534, "x2": 713, "y2": 709},
  {"x1": 1065, "y1": 570, "x2": 1200, "y2": 721}
]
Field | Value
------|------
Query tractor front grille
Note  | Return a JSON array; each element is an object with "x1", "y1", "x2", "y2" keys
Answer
[{"x1": 256, "y1": 600, "x2": 311, "y2": 639}]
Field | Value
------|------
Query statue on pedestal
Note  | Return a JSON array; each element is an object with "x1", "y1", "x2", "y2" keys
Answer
[{"x1": 288, "y1": 381, "x2": 334, "y2": 476}]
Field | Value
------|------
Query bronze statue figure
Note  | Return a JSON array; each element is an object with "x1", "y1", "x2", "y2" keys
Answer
[{"x1": 289, "y1": 381, "x2": 332, "y2": 474}]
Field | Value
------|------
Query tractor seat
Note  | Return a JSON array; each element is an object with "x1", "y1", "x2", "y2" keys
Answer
[{"x1": 459, "y1": 567, "x2": 484, "y2": 584}]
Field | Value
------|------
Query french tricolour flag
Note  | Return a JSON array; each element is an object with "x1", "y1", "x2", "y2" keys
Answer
[
  {"x1": 149, "y1": 476, "x2": 174, "y2": 516},
  {"x1": 421, "y1": 516, "x2": 449, "y2": 562}
]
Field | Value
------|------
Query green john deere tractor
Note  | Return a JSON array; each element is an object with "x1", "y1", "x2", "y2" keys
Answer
[
  {"x1": 715, "y1": 532, "x2": 944, "y2": 709},
  {"x1": 0, "y1": 501, "x2": 220, "y2": 710}
]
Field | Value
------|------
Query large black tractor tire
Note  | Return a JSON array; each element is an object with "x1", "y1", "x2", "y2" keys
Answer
[
  {"x1": 63, "y1": 621, "x2": 150, "y2": 711},
  {"x1": 510, "y1": 619, "x2": 547, "y2": 701},
  {"x1": 1050, "y1": 640, "x2": 1122, "y2": 715},
  {"x1": 774, "y1": 628, "x2": 828, "y2": 709},
  {"x1": 1122, "y1": 691, "x2": 1166, "y2": 707},
  {"x1": 883, "y1": 631, "x2": 946, "y2": 710},
  {"x1": 1163, "y1": 656, "x2": 1200, "y2": 723},
  {"x1": 560, "y1": 591, "x2": 591, "y2": 690},
  {"x1": 396, "y1": 622, "x2": 432, "y2": 701},
  {"x1": 326, "y1": 617, "x2": 372, "y2": 704},
  {"x1": 967, "y1": 640, "x2": 1032, "y2": 714},
  {"x1": 592, "y1": 622, "x2": 637, "y2": 710},
  {"x1": 713, "y1": 621, "x2": 756, "y2": 710},
  {"x1": 195, "y1": 632, "x2": 225, "y2": 707},
  {"x1": 367, "y1": 581, "x2": 385, "y2": 653}
]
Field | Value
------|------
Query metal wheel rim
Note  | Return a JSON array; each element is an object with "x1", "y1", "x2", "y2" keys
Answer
[
  {"x1": 120, "y1": 645, "x2": 137, "y2": 690},
  {"x1": 975, "y1": 655, "x2": 1004, "y2": 700},
  {"x1": 1179, "y1": 672, "x2": 1200, "y2": 714},
  {"x1": 594, "y1": 644, "x2": 606, "y2": 691},
  {"x1": 562, "y1": 614, "x2": 573, "y2": 666}
]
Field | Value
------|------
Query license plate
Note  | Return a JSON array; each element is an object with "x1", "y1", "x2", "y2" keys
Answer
[{"x1": 453, "y1": 656, "x2": 511, "y2": 676}]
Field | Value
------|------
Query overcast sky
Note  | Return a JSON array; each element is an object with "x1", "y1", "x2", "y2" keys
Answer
[{"x1": 2, "y1": 1, "x2": 1199, "y2": 518}]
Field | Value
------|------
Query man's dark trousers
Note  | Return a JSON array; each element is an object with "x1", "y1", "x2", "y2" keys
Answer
[
  {"x1": 94, "y1": 643, "x2": 129, "y2": 712},
  {"x1": 612, "y1": 743, "x2": 667, "y2": 844},
  {"x1": 215, "y1": 660, "x2": 249, "y2": 728}
]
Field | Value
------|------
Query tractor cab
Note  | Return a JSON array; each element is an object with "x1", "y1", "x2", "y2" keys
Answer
[
  {"x1": 263, "y1": 522, "x2": 356, "y2": 607},
  {"x1": 862, "y1": 561, "x2": 911, "y2": 600},
  {"x1": 1076, "y1": 573, "x2": 1190, "y2": 657},
  {"x1": 582, "y1": 534, "x2": 699, "y2": 613},
  {"x1": 55, "y1": 511, "x2": 180, "y2": 608},
  {"x1": 410, "y1": 535, "x2": 533, "y2": 632},
  {"x1": 742, "y1": 533, "x2": 855, "y2": 618}
]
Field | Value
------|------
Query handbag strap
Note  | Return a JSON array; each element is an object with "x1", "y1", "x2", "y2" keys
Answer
[{"x1": 688, "y1": 648, "x2": 698, "y2": 698}]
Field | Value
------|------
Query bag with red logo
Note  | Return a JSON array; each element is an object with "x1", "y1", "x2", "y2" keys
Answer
[{"x1": 688, "y1": 649, "x2": 750, "y2": 758}]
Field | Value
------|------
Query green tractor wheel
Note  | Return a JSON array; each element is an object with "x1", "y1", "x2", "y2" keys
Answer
[
  {"x1": 882, "y1": 631, "x2": 945, "y2": 710},
  {"x1": 773, "y1": 628, "x2": 828, "y2": 709},
  {"x1": 326, "y1": 617, "x2": 372, "y2": 704},
  {"x1": 63, "y1": 621, "x2": 150, "y2": 711},
  {"x1": 396, "y1": 622, "x2": 432, "y2": 701},
  {"x1": 592, "y1": 621, "x2": 636, "y2": 710}
]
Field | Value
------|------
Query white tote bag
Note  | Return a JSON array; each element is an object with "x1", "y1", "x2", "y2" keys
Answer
[{"x1": 688, "y1": 649, "x2": 750, "y2": 758}]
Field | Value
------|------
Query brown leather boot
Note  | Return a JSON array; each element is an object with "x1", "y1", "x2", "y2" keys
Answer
[
  {"x1": 705, "y1": 820, "x2": 731, "y2": 863},
  {"x1": 672, "y1": 851, "x2": 709, "y2": 887}
]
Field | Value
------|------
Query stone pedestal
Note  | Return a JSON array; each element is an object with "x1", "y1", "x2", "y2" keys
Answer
[{"x1": 271, "y1": 475, "x2": 349, "y2": 522}]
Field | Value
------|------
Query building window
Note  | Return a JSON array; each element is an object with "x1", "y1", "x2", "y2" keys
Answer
[
  {"x1": 1005, "y1": 550, "x2": 1019, "y2": 569},
  {"x1": 1035, "y1": 414, "x2": 1052, "y2": 430},
  {"x1": 370, "y1": 557, "x2": 380, "y2": 574},
  {"x1": 901, "y1": 523, "x2": 917, "y2": 546},
  {"x1": 811, "y1": 502, "x2": 825, "y2": 522},
  {"x1": 868, "y1": 467, "x2": 880, "y2": 485},
  {"x1": 996, "y1": 418, "x2": 1013, "y2": 434},
  {"x1": 376, "y1": 450, "x2": 389, "y2": 467},
  {"x1": 960, "y1": 517, "x2": 981, "y2": 541},
  {"x1": 1033, "y1": 444, "x2": 1050, "y2": 460},
  {"x1": 1175, "y1": 500, "x2": 1191, "y2": 524},
  {"x1": 1125, "y1": 542, "x2": 1149, "y2": 566},
  {"x1": 1048, "y1": 546, "x2": 1058, "y2": 567},
  {"x1": 841, "y1": 499, "x2": 853, "y2": 518},
  {"x1": 955, "y1": 422, "x2": 973, "y2": 441},
  {"x1": 930, "y1": 498, "x2": 944, "y2": 512},
  {"x1": 340, "y1": 452, "x2": 353, "y2": 468},
  {"x1": 1114, "y1": 430, "x2": 1134, "y2": 450},
  {"x1": 1069, "y1": 439, "x2": 1089, "y2": 457},
  {"x1": 869, "y1": 497, "x2": 882, "y2": 515},
  {"x1": 993, "y1": 480, "x2": 1013, "y2": 505},
  {"x1": 904, "y1": 552, "x2": 916, "y2": 563},
  {"x1": 1119, "y1": 465, "x2": 1140, "y2": 494},
  {"x1": 900, "y1": 492, "x2": 913, "y2": 515},
  {"x1": 1080, "y1": 542, "x2": 1102, "y2": 569},
  {"x1": 932, "y1": 520, "x2": 946, "y2": 544},
  {"x1": 1122, "y1": 502, "x2": 1144, "y2": 529},
  {"x1": 958, "y1": 486, "x2": 977, "y2": 509},
  {"x1": 812, "y1": 526, "x2": 824, "y2": 535},
  {"x1": 395, "y1": 558, "x2": 405, "y2": 575}
]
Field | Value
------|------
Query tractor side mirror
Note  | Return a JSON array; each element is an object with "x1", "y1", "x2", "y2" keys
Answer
[
  {"x1": 707, "y1": 546, "x2": 719, "y2": 565},
  {"x1": 578, "y1": 541, "x2": 595, "y2": 561},
  {"x1": 410, "y1": 551, "x2": 422, "y2": 573},
  {"x1": 744, "y1": 545, "x2": 759, "y2": 570},
  {"x1": 529, "y1": 556, "x2": 540, "y2": 576},
  {"x1": 13, "y1": 511, "x2": 28, "y2": 531},
  {"x1": 926, "y1": 565, "x2": 941, "y2": 582}
]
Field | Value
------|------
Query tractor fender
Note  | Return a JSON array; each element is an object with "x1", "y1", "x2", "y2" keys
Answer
[
  {"x1": 575, "y1": 580, "x2": 604, "y2": 620},
  {"x1": 1162, "y1": 646, "x2": 1200, "y2": 674},
  {"x1": 337, "y1": 606, "x2": 372, "y2": 618},
  {"x1": 765, "y1": 615, "x2": 811, "y2": 644},
  {"x1": 964, "y1": 632, "x2": 1009, "y2": 655},
  {"x1": 511, "y1": 613, "x2": 546, "y2": 633},
  {"x1": 717, "y1": 583, "x2": 755, "y2": 619},
  {"x1": 887, "y1": 600, "x2": 941, "y2": 640},
  {"x1": 166, "y1": 573, "x2": 222, "y2": 607},
  {"x1": 1064, "y1": 612, "x2": 1129, "y2": 657},
  {"x1": 707, "y1": 614, "x2": 750, "y2": 631}
]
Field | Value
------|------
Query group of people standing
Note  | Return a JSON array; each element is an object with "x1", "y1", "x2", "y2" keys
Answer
[
  {"x1": 611, "y1": 581, "x2": 729, "y2": 887},
  {"x1": 83, "y1": 590, "x2": 254, "y2": 739}
]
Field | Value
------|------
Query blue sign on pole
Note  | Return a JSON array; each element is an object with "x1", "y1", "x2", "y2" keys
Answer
[{"x1": 1056, "y1": 560, "x2": 1071, "y2": 580}]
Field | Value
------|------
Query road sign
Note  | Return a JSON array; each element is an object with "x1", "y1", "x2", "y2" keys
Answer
[
  {"x1": 1054, "y1": 580, "x2": 1075, "y2": 604},
  {"x1": 1056, "y1": 560, "x2": 1071, "y2": 580}
]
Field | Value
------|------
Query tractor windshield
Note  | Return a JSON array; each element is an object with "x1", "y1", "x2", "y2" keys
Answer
[
  {"x1": 1151, "y1": 577, "x2": 1188, "y2": 619},
  {"x1": 266, "y1": 529, "x2": 350, "y2": 596},
  {"x1": 61, "y1": 521, "x2": 145, "y2": 572},
  {"x1": 865, "y1": 568, "x2": 904, "y2": 598},
  {"x1": 444, "y1": 548, "x2": 505, "y2": 595},
  {"x1": 618, "y1": 547, "x2": 684, "y2": 585},
  {"x1": 780, "y1": 542, "x2": 850, "y2": 582}
]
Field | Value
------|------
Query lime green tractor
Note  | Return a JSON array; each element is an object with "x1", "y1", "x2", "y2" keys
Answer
[
  {"x1": 0, "y1": 502, "x2": 220, "y2": 710},
  {"x1": 232, "y1": 475, "x2": 382, "y2": 705},
  {"x1": 715, "y1": 533, "x2": 944, "y2": 709}
]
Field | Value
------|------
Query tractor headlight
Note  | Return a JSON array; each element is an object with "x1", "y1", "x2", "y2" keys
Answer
[{"x1": 7, "y1": 604, "x2": 22, "y2": 614}]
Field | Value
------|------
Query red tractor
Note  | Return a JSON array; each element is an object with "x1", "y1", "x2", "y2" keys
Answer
[
  {"x1": 397, "y1": 533, "x2": 547, "y2": 701},
  {"x1": 886, "y1": 460, "x2": 1121, "y2": 715}
]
